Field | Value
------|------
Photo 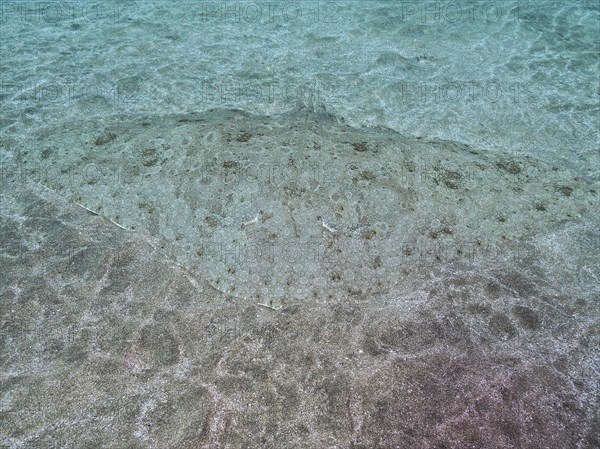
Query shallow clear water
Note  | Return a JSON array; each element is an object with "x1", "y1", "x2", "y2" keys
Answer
[
  {"x1": 1, "y1": 1, "x2": 598, "y2": 175},
  {"x1": 1, "y1": 2, "x2": 599, "y2": 448}
]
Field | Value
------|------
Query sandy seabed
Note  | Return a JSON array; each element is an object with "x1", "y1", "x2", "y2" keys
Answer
[{"x1": 1, "y1": 107, "x2": 598, "y2": 448}]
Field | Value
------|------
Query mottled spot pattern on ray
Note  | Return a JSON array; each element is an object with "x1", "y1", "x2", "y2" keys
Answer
[{"x1": 18, "y1": 107, "x2": 598, "y2": 307}]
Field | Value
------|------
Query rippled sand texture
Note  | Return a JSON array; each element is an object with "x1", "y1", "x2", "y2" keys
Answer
[
  {"x1": 1, "y1": 1, "x2": 599, "y2": 448},
  {"x1": 1, "y1": 123, "x2": 599, "y2": 447}
]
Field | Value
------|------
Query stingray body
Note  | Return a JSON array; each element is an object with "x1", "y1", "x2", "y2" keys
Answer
[{"x1": 17, "y1": 107, "x2": 597, "y2": 307}]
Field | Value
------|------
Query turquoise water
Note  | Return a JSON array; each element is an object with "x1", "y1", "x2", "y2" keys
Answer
[
  {"x1": 1, "y1": 2, "x2": 599, "y2": 448},
  {"x1": 1, "y1": 1, "x2": 598, "y2": 176}
]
